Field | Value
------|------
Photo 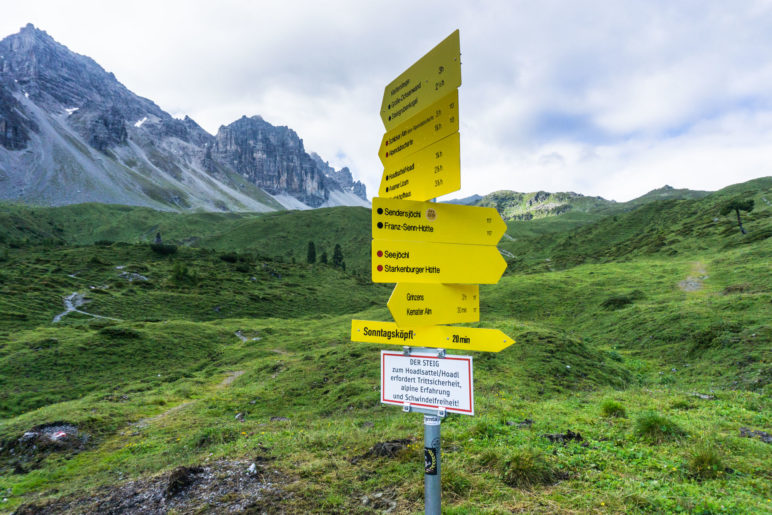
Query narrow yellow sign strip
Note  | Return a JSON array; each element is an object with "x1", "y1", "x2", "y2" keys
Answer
[
  {"x1": 378, "y1": 132, "x2": 460, "y2": 201},
  {"x1": 381, "y1": 30, "x2": 461, "y2": 130},
  {"x1": 388, "y1": 283, "x2": 479, "y2": 326},
  {"x1": 372, "y1": 239, "x2": 507, "y2": 284},
  {"x1": 351, "y1": 319, "x2": 515, "y2": 353},
  {"x1": 373, "y1": 197, "x2": 507, "y2": 246},
  {"x1": 379, "y1": 90, "x2": 458, "y2": 165}
]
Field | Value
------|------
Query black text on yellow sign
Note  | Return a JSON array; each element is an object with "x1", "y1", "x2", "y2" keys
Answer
[
  {"x1": 378, "y1": 132, "x2": 460, "y2": 202},
  {"x1": 372, "y1": 239, "x2": 507, "y2": 284},
  {"x1": 372, "y1": 197, "x2": 507, "y2": 246},
  {"x1": 388, "y1": 283, "x2": 479, "y2": 326},
  {"x1": 379, "y1": 89, "x2": 459, "y2": 165},
  {"x1": 351, "y1": 319, "x2": 515, "y2": 353},
  {"x1": 380, "y1": 29, "x2": 461, "y2": 130}
]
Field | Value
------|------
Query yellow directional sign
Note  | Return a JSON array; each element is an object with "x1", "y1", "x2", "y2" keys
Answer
[
  {"x1": 373, "y1": 197, "x2": 507, "y2": 246},
  {"x1": 388, "y1": 283, "x2": 479, "y2": 326},
  {"x1": 381, "y1": 30, "x2": 461, "y2": 130},
  {"x1": 378, "y1": 132, "x2": 460, "y2": 201},
  {"x1": 351, "y1": 319, "x2": 515, "y2": 353},
  {"x1": 379, "y1": 90, "x2": 458, "y2": 165},
  {"x1": 372, "y1": 239, "x2": 507, "y2": 284}
]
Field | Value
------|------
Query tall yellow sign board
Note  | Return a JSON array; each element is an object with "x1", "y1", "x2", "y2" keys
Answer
[
  {"x1": 387, "y1": 283, "x2": 479, "y2": 326},
  {"x1": 373, "y1": 197, "x2": 507, "y2": 246},
  {"x1": 379, "y1": 90, "x2": 459, "y2": 165},
  {"x1": 380, "y1": 30, "x2": 461, "y2": 131},
  {"x1": 352, "y1": 29, "x2": 514, "y2": 354},
  {"x1": 351, "y1": 319, "x2": 514, "y2": 353},
  {"x1": 378, "y1": 133, "x2": 460, "y2": 201},
  {"x1": 372, "y1": 239, "x2": 507, "y2": 284}
]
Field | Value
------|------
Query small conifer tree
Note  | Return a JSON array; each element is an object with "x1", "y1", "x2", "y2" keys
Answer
[
  {"x1": 307, "y1": 241, "x2": 316, "y2": 264},
  {"x1": 332, "y1": 244, "x2": 344, "y2": 269},
  {"x1": 720, "y1": 198, "x2": 754, "y2": 234}
]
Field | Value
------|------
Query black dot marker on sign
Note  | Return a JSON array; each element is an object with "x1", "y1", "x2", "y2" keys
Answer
[
  {"x1": 377, "y1": 222, "x2": 383, "y2": 229},
  {"x1": 385, "y1": 187, "x2": 389, "y2": 192},
  {"x1": 377, "y1": 208, "x2": 383, "y2": 215}
]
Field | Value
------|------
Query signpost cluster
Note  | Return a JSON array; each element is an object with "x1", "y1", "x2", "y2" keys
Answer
[{"x1": 350, "y1": 30, "x2": 514, "y2": 514}]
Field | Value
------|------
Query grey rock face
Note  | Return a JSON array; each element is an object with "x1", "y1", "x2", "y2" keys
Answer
[
  {"x1": 212, "y1": 116, "x2": 329, "y2": 207},
  {"x1": 0, "y1": 24, "x2": 367, "y2": 210},
  {"x1": 0, "y1": 84, "x2": 37, "y2": 150},
  {"x1": 310, "y1": 153, "x2": 367, "y2": 202}
]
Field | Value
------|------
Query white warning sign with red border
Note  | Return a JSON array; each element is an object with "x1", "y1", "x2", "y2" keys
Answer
[{"x1": 381, "y1": 351, "x2": 474, "y2": 415}]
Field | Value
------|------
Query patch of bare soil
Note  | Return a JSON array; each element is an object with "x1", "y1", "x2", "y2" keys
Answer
[
  {"x1": 351, "y1": 438, "x2": 413, "y2": 464},
  {"x1": 2, "y1": 422, "x2": 88, "y2": 474},
  {"x1": 132, "y1": 401, "x2": 194, "y2": 429},
  {"x1": 131, "y1": 371, "x2": 244, "y2": 430},
  {"x1": 678, "y1": 262, "x2": 708, "y2": 292},
  {"x1": 12, "y1": 460, "x2": 289, "y2": 514},
  {"x1": 219, "y1": 370, "x2": 246, "y2": 389}
]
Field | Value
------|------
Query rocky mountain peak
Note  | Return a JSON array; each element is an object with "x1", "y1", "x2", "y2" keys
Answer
[{"x1": 0, "y1": 25, "x2": 367, "y2": 211}]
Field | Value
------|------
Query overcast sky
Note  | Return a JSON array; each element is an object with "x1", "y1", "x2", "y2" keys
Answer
[{"x1": 3, "y1": 1, "x2": 772, "y2": 201}]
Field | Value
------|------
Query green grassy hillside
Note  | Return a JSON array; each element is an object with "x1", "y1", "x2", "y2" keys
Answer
[
  {"x1": 500, "y1": 177, "x2": 772, "y2": 272},
  {"x1": 0, "y1": 203, "x2": 373, "y2": 275},
  {"x1": 0, "y1": 178, "x2": 770, "y2": 514}
]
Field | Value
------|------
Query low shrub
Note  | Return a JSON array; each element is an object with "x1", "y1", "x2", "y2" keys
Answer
[
  {"x1": 441, "y1": 466, "x2": 472, "y2": 498},
  {"x1": 191, "y1": 425, "x2": 240, "y2": 448},
  {"x1": 669, "y1": 399, "x2": 694, "y2": 410},
  {"x1": 99, "y1": 327, "x2": 141, "y2": 339},
  {"x1": 171, "y1": 262, "x2": 198, "y2": 285},
  {"x1": 219, "y1": 252, "x2": 239, "y2": 263},
  {"x1": 150, "y1": 243, "x2": 177, "y2": 255},
  {"x1": 600, "y1": 290, "x2": 644, "y2": 310}
]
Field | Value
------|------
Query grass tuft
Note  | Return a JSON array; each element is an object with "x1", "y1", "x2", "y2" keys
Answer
[
  {"x1": 688, "y1": 442, "x2": 726, "y2": 480},
  {"x1": 600, "y1": 399, "x2": 627, "y2": 418},
  {"x1": 500, "y1": 447, "x2": 559, "y2": 488},
  {"x1": 634, "y1": 411, "x2": 687, "y2": 443}
]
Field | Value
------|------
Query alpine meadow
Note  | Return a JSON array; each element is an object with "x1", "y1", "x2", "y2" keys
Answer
[
  {"x1": 1, "y1": 13, "x2": 772, "y2": 515},
  {"x1": 0, "y1": 178, "x2": 771, "y2": 513}
]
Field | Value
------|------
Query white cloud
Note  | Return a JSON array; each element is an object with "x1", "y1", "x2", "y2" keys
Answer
[{"x1": 2, "y1": 0, "x2": 771, "y2": 201}]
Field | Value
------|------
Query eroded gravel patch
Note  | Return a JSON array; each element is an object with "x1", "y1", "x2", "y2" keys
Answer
[{"x1": 13, "y1": 460, "x2": 288, "y2": 514}]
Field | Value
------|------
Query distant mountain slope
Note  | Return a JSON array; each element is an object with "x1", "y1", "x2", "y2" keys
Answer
[
  {"x1": 469, "y1": 190, "x2": 613, "y2": 220},
  {"x1": 0, "y1": 24, "x2": 367, "y2": 211},
  {"x1": 449, "y1": 185, "x2": 713, "y2": 222},
  {"x1": 499, "y1": 177, "x2": 772, "y2": 271},
  {"x1": 620, "y1": 185, "x2": 711, "y2": 209}
]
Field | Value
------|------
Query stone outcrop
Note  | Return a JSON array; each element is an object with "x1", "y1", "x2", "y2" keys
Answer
[{"x1": 212, "y1": 116, "x2": 328, "y2": 207}]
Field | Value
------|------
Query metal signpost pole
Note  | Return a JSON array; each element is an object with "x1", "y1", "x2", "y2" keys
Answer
[
  {"x1": 356, "y1": 28, "x2": 512, "y2": 515},
  {"x1": 424, "y1": 414, "x2": 441, "y2": 515}
]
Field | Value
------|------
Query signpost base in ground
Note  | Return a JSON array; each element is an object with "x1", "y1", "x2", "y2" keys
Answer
[
  {"x1": 385, "y1": 346, "x2": 451, "y2": 515},
  {"x1": 424, "y1": 414, "x2": 441, "y2": 515}
]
